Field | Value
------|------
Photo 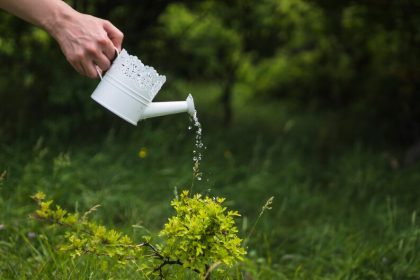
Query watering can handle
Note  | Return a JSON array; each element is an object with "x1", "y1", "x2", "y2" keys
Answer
[{"x1": 95, "y1": 47, "x2": 120, "y2": 80}]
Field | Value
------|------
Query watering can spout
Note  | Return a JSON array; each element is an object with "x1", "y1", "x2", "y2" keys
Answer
[{"x1": 141, "y1": 94, "x2": 196, "y2": 120}]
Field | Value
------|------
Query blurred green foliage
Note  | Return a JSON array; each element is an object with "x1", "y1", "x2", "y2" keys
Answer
[{"x1": 0, "y1": 0, "x2": 419, "y2": 143}]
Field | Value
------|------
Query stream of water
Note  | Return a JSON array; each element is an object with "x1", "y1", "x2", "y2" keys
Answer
[{"x1": 189, "y1": 110, "x2": 205, "y2": 181}]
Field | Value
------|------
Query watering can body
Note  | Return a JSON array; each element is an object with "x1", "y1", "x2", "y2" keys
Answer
[{"x1": 91, "y1": 49, "x2": 195, "y2": 125}]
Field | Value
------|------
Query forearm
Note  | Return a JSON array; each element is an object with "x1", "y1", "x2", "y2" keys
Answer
[
  {"x1": 0, "y1": 0, "x2": 75, "y2": 38},
  {"x1": 0, "y1": 0, "x2": 123, "y2": 78}
]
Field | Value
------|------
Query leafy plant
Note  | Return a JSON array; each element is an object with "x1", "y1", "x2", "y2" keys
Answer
[
  {"x1": 31, "y1": 191, "x2": 246, "y2": 279},
  {"x1": 160, "y1": 191, "x2": 246, "y2": 275}
]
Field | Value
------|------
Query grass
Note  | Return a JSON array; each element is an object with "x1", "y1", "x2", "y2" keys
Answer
[{"x1": 0, "y1": 81, "x2": 419, "y2": 279}]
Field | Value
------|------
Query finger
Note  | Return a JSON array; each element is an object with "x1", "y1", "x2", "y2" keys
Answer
[
  {"x1": 103, "y1": 20, "x2": 124, "y2": 51},
  {"x1": 94, "y1": 52, "x2": 111, "y2": 72},
  {"x1": 101, "y1": 38, "x2": 117, "y2": 61},
  {"x1": 78, "y1": 62, "x2": 87, "y2": 76},
  {"x1": 65, "y1": 49, "x2": 97, "y2": 78},
  {"x1": 68, "y1": 61, "x2": 84, "y2": 76},
  {"x1": 66, "y1": 54, "x2": 86, "y2": 76},
  {"x1": 83, "y1": 61, "x2": 100, "y2": 79},
  {"x1": 94, "y1": 30, "x2": 115, "y2": 61}
]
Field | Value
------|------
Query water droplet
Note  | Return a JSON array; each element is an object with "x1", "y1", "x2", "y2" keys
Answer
[{"x1": 189, "y1": 109, "x2": 205, "y2": 182}]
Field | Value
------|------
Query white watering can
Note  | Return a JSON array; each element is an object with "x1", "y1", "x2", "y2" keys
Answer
[{"x1": 91, "y1": 49, "x2": 195, "y2": 125}]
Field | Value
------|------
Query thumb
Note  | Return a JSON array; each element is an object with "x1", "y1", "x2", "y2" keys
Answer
[{"x1": 103, "y1": 20, "x2": 124, "y2": 51}]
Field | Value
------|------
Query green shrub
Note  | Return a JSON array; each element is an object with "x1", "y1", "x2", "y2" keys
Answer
[{"x1": 31, "y1": 190, "x2": 246, "y2": 279}]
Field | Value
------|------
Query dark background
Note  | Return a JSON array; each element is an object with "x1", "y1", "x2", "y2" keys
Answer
[{"x1": 0, "y1": 0, "x2": 419, "y2": 147}]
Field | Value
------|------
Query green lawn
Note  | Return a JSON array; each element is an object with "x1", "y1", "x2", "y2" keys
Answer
[{"x1": 0, "y1": 82, "x2": 419, "y2": 279}]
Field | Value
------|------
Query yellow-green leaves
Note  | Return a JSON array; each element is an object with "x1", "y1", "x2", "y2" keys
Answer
[
  {"x1": 32, "y1": 192, "x2": 78, "y2": 225},
  {"x1": 32, "y1": 191, "x2": 246, "y2": 277},
  {"x1": 31, "y1": 191, "x2": 46, "y2": 201},
  {"x1": 31, "y1": 193, "x2": 143, "y2": 266},
  {"x1": 160, "y1": 191, "x2": 246, "y2": 274}
]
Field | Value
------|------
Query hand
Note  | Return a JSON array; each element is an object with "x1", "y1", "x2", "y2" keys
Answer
[
  {"x1": 50, "y1": 11, "x2": 124, "y2": 78},
  {"x1": 0, "y1": 0, "x2": 124, "y2": 78}
]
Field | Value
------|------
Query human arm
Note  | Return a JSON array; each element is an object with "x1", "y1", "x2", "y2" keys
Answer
[{"x1": 0, "y1": 0, "x2": 124, "y2": 78}]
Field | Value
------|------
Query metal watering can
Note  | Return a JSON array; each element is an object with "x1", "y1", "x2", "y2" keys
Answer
[{"x1": 91, "y1": 49, "x2": 195, "y2": 125}]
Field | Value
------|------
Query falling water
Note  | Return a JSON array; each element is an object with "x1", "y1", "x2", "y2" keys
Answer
[{"x1": 189, "y1": 110, "x2": 205, "y2": 181}]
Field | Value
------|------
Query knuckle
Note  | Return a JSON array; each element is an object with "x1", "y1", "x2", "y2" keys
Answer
[
  {"x1": 97, "y1": 36, "x2": 109, "y2": 46},
  {"x1": 85, "y1": 44, "x2": 97, "y2": 55},
  {"x1": 97, "y1": 58, "x2": 110, "y2": 71},
  {"x1": 68, "y1": 52, "x2": 83, "y2": 63}
]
